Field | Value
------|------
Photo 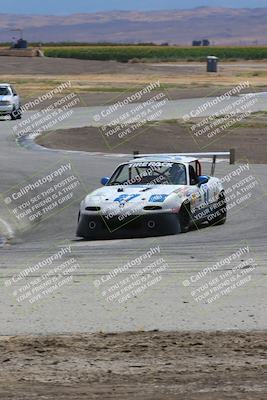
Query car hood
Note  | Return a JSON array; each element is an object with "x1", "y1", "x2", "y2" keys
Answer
[{"x1": 84, "y1": 184, "x2": 185, "y2": 205}]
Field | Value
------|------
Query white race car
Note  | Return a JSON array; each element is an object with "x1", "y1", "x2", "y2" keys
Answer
[{"x1": 76, "y1": 153, "x2": 228, "y2": 239}]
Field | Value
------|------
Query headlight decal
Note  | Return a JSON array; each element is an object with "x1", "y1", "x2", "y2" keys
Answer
[{"x1": 149, "y1": 194, "x2": 168, "y2": 203}]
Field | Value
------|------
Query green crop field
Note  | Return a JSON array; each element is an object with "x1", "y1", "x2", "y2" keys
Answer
[{"x1": 44, "y1": 46, "x2": 267, "y2": 62}]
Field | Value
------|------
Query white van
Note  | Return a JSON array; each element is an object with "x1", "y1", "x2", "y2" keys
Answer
[{"x1": 0, "y1": 84, "x2": 22, "y2": 120}]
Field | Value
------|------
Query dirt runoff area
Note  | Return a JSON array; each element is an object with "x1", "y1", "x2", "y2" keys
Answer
[
  {"x1": 0, "y1": 331, "x2": 266, "y2": 400},
  {"x1": 36, "y1": 118, "x2": 267, "y2": 164}
]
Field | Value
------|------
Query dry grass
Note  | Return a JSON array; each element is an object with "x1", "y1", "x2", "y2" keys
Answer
[
  {"x1": 1, "y1": 74, "x2": 267, "y2": 98},
  {"x1": 1, "y1": 60, "x2": 267, "y2": 97}
]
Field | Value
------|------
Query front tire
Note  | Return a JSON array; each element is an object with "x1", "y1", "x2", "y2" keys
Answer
[
  {"x1": 16, "y1": 108, "x2": 22, "y2": 119},
  {"x1": 10, "y1": 107, "x2": 22, "y2": 120},
  {"x1": 178, "y1": 201, "x2": 192, "y2": 233},
  {"x1": 10, "y1": 111, "x2": 17, "y2": 120}
]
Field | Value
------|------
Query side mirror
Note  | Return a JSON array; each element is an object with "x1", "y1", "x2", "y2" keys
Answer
[
  {"x1": 101, "y1": 177, "x2": 110, "y2": 186},
  {"x1": 198, "y1": 176, "x2": 209, "y2": 186}
]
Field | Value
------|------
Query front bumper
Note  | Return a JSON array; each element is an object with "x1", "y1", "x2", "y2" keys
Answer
[
  {"x1": 76, "y1": 212, "x2": 181, "y2": 239},
  {"x1": 0, "y1": 105, "x2": 13, "y2": 115}
]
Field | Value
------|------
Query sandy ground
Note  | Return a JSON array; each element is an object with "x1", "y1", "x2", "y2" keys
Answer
[
  {"x1": 0, "y1": 331, "x2": 266, "y2": 400},
  {"x1": 36, "y1": 118, "x2": 267, "y2": 164}
]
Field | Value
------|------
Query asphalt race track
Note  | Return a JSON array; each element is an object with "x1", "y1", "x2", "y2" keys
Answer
[{"x1": 0, "y1": 103, "x2": 267, "y2": 335}]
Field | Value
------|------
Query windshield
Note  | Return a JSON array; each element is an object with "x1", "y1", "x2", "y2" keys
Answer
[
  {"x1": 108, "y1": 161, "x2": 187, "y2": 186},
  {"x1": 0, "y1": 87, "x2": 11, "y2": 96}
]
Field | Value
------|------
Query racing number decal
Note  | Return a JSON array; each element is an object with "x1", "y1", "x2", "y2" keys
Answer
[{"x1": 114, "y1": 194, "x2": 140, "y2": 203}]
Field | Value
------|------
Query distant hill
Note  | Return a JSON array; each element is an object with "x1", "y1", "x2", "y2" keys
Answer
[{"x1": 0, "y1": 7, "x2": 267, "y2": 45}]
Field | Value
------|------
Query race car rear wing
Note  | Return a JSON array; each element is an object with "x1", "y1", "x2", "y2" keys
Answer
[{"x1": 133, "y1": 149, "x2": 235, "y2": 176}]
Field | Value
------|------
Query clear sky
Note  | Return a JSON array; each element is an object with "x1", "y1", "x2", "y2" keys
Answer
[{"x1": 1, "y1": 0, "x2": 267, "y2": 15}]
